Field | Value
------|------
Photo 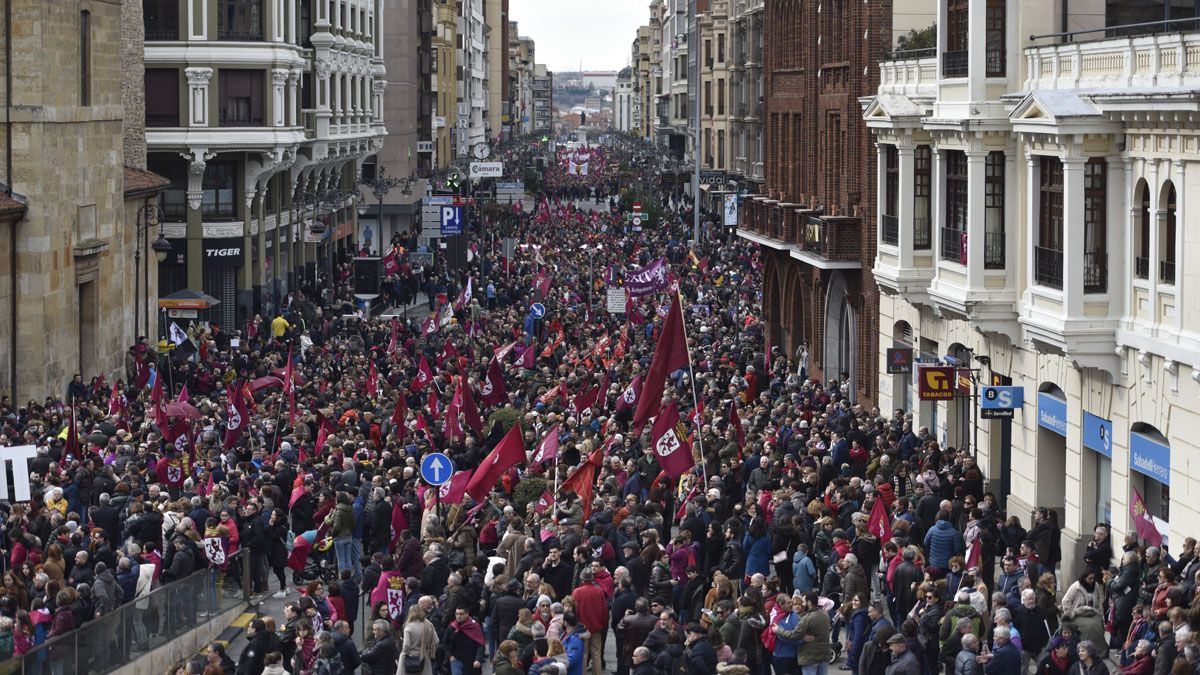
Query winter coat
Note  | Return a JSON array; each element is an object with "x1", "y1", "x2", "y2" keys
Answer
[
  {"x1": 1064, "y1": 606, "x2": 1107, "y2": 659},
  {"x1": 742, "y1": 533, "x2": 771, "y2": 577},
  {"x1": 1108, "y1": 561, "x2": 1140, "y2": 620},
  {"x1": 924, "y1": 520, "x2": 965, "y2": 569},
  {"x1": 886, "y1": 649, "x2": 922, "y2": 675},
  {"x1": 955, "y1": 650, "x2": 984, "y2": 675},
  {"x1": 792, "y1": 551, "x2": 817, "y2": 592}
]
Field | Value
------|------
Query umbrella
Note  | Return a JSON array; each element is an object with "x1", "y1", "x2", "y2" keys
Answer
[
  {"x1": 164, "y1": 401, "x2": 201, "y2": 419},
  {"x1": 250, "y1": 376, "x2": 285, "y2": 393},
  {"x1": 158, "y1": 289, "x2": 220, "y2": 310},
  {"x1": 271, "y1": 368, "x2": 305, "y2": 386}
]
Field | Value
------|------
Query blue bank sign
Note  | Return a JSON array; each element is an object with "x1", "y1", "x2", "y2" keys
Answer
[
  {"x1": 1082, "y1": 412, "x2": 1113, "y2": 458},
  {"x1": 1130, "y1": 431, "x2": 1171, "y2": 485},
  {"x1": 1037, "y1": 393, "x2": 1068, "y2": 436}
]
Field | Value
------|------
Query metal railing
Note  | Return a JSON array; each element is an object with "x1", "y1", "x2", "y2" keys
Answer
[
  {"x1": 144, "y1": 27, "x2": 179, "y2": 41},
  {"x1": 940, "y1": 226, "x2": 965, "y2": 263},
  {"x1": 145, "y1": 114, "x2": 180, "y2": 128},
  {"x1": 1084, "y1": 251, "x2": 1107, "y2": 293},
  {"x1": 880, "y1": 214, "x2": 899, "y2": 246},
  {"x1": 1160, "y1": 260, "x2": 1176, "y2": 285},
  {"x1": 942, "y1": 50, "x2": 969, "y2": 78},
  {"x1": 218, "y1": 28, "x2": 264, "y2": 41},
  {"x1": 0, "y1": 555, "x2": 247, "y2": 674},
  {"x1": 984, "y1": 230, "x2": 1005, "y2": 269},
  {"x1": 913, "y1": 218, "x2": 931, "y2": 250},
  {"x1": 1030, "y1": 16, "x2": 1200, "y2": 43},
  {"x1": 219, "y1": 111, "x2": 264, "y2": 126},
  {"x1": 1135, "y1": 255, "x2": 1150, "y2": 280},
  {"x1": 1035, "y1": 245, "x2": 1064, "y2": 289}
]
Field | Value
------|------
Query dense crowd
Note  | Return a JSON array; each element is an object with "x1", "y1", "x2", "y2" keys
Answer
[{"x1": 0, "y1": 137, "x2": 1196, "y2": 675}]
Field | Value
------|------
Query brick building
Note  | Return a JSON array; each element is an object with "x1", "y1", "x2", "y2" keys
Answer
[{"x1": 737, "y1": 0, "x2": 932, "y2": 405}]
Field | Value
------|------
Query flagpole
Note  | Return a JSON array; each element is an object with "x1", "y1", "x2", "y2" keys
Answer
[{"x1": 674, "y1": 287, "x2": 709, "y2": 489}]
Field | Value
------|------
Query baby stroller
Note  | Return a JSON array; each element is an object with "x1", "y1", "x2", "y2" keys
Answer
[{"x1": 288, "y1": 525, "x2": 340, "y2": 585}]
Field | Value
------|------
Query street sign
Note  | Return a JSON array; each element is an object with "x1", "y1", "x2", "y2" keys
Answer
[
  {"x1": 917, "y1": 366, "x2": 956, "y2": 401},
  {"x1": 420, "y1": 452, "x2": 454, "y2": 486},
  {"x1": 529, "y1": 302, "x2": 546, "y2": 320},
  {"x1": 980, "y1": 386, "x2": 1024, "y2": 419},
  {"x1": 469, "y1": 161, "x2": 504, "y2": 179},
  {"x1": 439, "y1": 206, "x2": 463, "y2": 235},
  {"x1": 632, "y1": 216, "x2": 643, "y2": 226},
  {"x1": 885, "y1": 347, "x2": 913, "y2": 374}
]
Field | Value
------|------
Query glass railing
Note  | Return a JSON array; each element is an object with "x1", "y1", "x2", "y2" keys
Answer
[{"x1": 0, "y1": 556, "x2": 248, "y2": 674}]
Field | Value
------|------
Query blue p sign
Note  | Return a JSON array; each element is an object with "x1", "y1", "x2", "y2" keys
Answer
[{"x1": 440, "y1": 206, "x2": 462, "y2": 235}]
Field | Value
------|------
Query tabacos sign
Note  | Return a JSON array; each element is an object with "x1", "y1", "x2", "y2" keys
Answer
[{"x1": 202, "y1": 238, "x2": 244, "y2": 266}]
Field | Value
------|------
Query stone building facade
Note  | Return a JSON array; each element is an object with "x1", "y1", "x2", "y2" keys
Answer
[
  {"x1": 0, "y1": 0, "x2": 167, "y2": 402},
  {"x1": 739, "y1": 0, "x2": 932, "y2": 405}
]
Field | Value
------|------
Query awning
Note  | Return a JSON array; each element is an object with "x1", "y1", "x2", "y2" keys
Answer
[{"x1": 158, "y1": 289, "x2": 221, "y2": 310}]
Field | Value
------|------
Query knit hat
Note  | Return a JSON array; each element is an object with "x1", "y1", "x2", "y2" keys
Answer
[{"x1": 537, "y1": 594, "x2": 552, "y2": 607}]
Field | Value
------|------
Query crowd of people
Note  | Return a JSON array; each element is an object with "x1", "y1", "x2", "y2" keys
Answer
[{"x1": 0, "y1": 135, "x2": 1196, "y2": 675}]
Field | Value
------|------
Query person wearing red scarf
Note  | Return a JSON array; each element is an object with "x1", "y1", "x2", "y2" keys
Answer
[{"x1": 445, "y1": 606, "x2": 485, "y2": 675}]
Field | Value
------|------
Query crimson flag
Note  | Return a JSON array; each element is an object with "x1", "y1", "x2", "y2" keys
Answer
[
  {"x1": 632, "y1": 293, "x2": 689, "y2": 432},
  {"x1": 107, "y1": 383, "x2": 123, "y2": 418},
  {"x1": 461, "y1": 377, "x2": 484, "y2": 434},
  {"x1": 155, "y1": 456, "x2": 187, "y2": 490},
  {"x1": 222, "y1": 382, "x2": 250, "y2": 449},
  {"x1": 388, "y1": 317, "x2": 399, "y2": 354},
  {"x1": 63, "y1": 404, "x2": 80, "y2": 459},
  {"x1": 389, "y1": 499, "x2": 408, "y2": 552},
  {"x1": 615, "y1": 375, "x2": 643, "y2": 413},
  {"x1": 382, "y1": 250, "x2": 400, "y2": 276},
  {"x1": 531, "y1": 424, "x2": 560, "y2": 466},
  {"x1": 443, "y1": 383, "x2": 464, "y2": 442},
  {"x1": 365, "y1": 360, "x2": 379, "y2": 397},
  {"x1": 675, "y1": 483, "x2": 699, "y2": 520},
  {"x1": 494, "y1": 341, "x2": 519, "y2": 363},
  {"x1": 149, "y1": 373, "x2": 169, "y2": 431},
  {"x1": 867, "y1": 496, "x2": 893, "y2": 544},
  {"x1": 315, "y1": 412, "x2": 336, "y2": 453},
  {"x1": 391, "y1": 392, "x2": 408, "y2": 429},
  {"x1": 560, "y1": 442, "x2": 606, "y2": 521},
  {"x1": 283, "y1": 348, "x2": 297, "y2": 426},
  {"x1": 533, "y1": 490, "x2": 553, "y2": 514},
  {"x1": 1130, "y1": 486, "x2": 1163, "y2": 547},
  {"x1": 465, "y1": 424, "x2": 525, "y2": 503},
  {"x1": 729, "y1": 401, "x2": 746, "y2": 446},
  {"x1": 418, "y1": 470, "x2": 472, "y2": 505},
  {"x1": 411, "y1": 356, "x2": 434, "y2": 392},
  {"x1": 650, "y1": 400, "x2": 694, "y2": 478},
  {"x1": 572, "y1": 385, "x2": 601, "y2": 416},
  {"x1": 480, "y1": 358, "x2": 508, "y2": 406},
  {"x1": 520, "y1": 341, "x2": 537, "y2": 369},
  {"x1": 176, "y1": 385, "x2": 190, "y2": 403}
]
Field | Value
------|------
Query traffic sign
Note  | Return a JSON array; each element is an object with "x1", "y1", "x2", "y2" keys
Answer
[
  {"x1": 420, "y1": 452, "x2": 454, "y2": 485},
  {"x1": 529, "y1": 302, "x2": 546, "y2": 320},
  {"x1": 632, "y1": 216, "x2": 643, "y2": 226},
  {"x1": 980, "y1": 385, "x2": 1023, "y2": 419},
  {"x1": 440, "y1": 206, "x2": 463, "y2": 235}
]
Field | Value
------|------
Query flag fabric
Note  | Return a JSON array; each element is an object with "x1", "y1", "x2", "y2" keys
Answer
[
  {"x1": 533, "y1": 490, "x2": 553, "y2": 514},
  {"x1": 443, "y1": 381, "x2": 464, "y2": 442},
  {"x1": 391, "y1": 392, "x2": 408, "y2": 429},
  {"x1": 867, "y1": 496, "x2": 893, "y2": 545},
  {"x1": 63, "y1": 404, "x2": 80, "y2": 459},
  {"x1": 615, "y1": 375, "x2": 643, "y2": 413},
  {"x1": 674, "y1": 483, "x2": 699, "y2": 520},
  {"x1": 315, "y1": 412, "x2": 336, "y2": 453},
  {"x1": 283, "y1": 348, "x2": 297, "y2": 426},
  {"x1": 382, "y1": 250, "x2": 400, "y2": 276},
  {"x1": 480, "y1": 358, "x2": 508, "y2": 406},
  {"x1": 650, "y1": 400, "x2": 694, "y2": 478},
  {"x1": 417, "y1": 470, "x2": 472, "y2": 506},
  {"x1": 531, "y1": 424, "x2": 560, "y2": 466},
  {"x1": 465, "y1": 424, "x2": 525, "y2": 503},
  {"x1": 222, "y1": 382, "x2": 250, "y2": 449},
  {"x1": 411, "y1": 356, "x2": 434, "y2": 392},
  {"x1": 149, "y1": 374, "x2": 169, "y2": 431},
  {"x1": 168, "y1": 322, "x2": 189, "y2": 346},
  {"x1": 520, "y1": 342, "x2": 537, "y2": 369},
  {"x1": 560, "y1": 442, "x2": 606, "y2": 521},
  {"x1": 455, "y1": 278, "x2": 473, "y2": 311},
  {"x1": 176, "y1": 385, "x2": 190, "y2": 403},
  {"x1": 494, "y1": 341, "x2": 519, "y2": 363},
  {"x1": 688, "y1": 400, "x2": 705, "y2": 428},
  {"x1": 365, "y1": 360, "x2": 379, "y2": 397},
  {"x1": 632, "y1": 293, "x2": 690, "y2": 432},
  {"x1": 729, "y1": 401, "x2": 746, "y2": 446},
  {"x1": 461, "y1": 377, "x2": 484, "y2": 434},
  {"x1": 1130, "y1": 486, "x2": 1163, "y2": 547},
  {"x1": 107, "y1": 383, "x2": 123, "y2": 418},
  {"x1": 155, "y1": 455, "x2": 187, "y2": 490},
  {"x1": 572, "y1": 385, "x2": 601, "y2": 416},
  {"x1": 428, "y1": 389, "x2": 440, "y2": 418},
  {"x1": 388, "y1": 318, "x2": 399, "y2": 354}
]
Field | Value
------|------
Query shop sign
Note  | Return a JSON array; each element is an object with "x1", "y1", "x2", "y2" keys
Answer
[
  {"x1": 1130, "y1": 431, "x2": 1171, "y2": 485},
  {"x1": 1037, "y1": 392, "x2": 1067, "y2": 436},
  {"x1": 202, "y1": 238, "x2": 244, "y2": 266},
  {"x1": 917, "y1": 366, "x2": 955, "y2": 401},
  {"x1": 885, "y1": 347, "x2": 913, "y2": 374},
  {"x1": 1083, "y1": 412, "x2": 1113, "y2": 458}
]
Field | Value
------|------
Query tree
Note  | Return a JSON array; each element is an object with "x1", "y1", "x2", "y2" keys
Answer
[{"x1": 895, "y1": 25, "x2": 937, "y2": 54}]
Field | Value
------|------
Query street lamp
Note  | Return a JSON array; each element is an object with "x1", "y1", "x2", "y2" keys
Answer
[
  {"x1": 359, "y1": 167, "x2": 411, "y2": 252},
  {"x1": 134, "y1": 202, "x2": 172, "y2": 340}
]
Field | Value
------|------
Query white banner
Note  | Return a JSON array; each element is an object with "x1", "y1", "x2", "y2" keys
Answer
[
  {"x1": 0, "y1": 446, "x2": 37, "y2": 501},
  {"x1": 606, "y1": 288, "x2": 626, "y2": 314}
]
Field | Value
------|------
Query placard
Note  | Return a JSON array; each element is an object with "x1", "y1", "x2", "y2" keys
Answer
[{"x1": 606, "y1": 288, "x2": 626, "y2": 314}]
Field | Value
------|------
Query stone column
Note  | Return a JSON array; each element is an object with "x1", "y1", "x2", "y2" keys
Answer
[
  {"x1": 1025, "y1": 152, "x2": 1039, "y2": 294},
  {"x1": 183, "y1": 148, "x2": 213, "y2": 290},
  {"x1": 897, "y1": 143, "x2": 916, "y2": 269},
  {"x1": 287, "y1": 70, "x2": 301, "y2": 126},
  {"x1": 272, "y1": 68, "x2": 290, "y2": 127},
  {"x1": 1061, "y1": 156, "x2": 1086, "y2": 317},
  {"x1": 1105, "y1": 156, "x2": 1126, "y2": 304},
  {"x1": 965, "y1": 150, "x2": 986, "y2": 287},
  {"x1": 185, "y1": 67, "x2": 213, "y2": 127}
]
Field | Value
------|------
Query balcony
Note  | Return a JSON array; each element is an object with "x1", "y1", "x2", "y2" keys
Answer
[
  {"x1": 1034, "y1": 245, "x2": 1064, "y2": 289},
  {"x1": 145, "y1": 26, "x2": 179, "y2": 41},
  {"x1": 913, "y1": 218, "x2": 931, "y2": 249},
  {"x1": 1023, "y1": 29, "x2": 1200, "y2": 92},
  {"x1": 940, "y1": 226, "x2": 966, "y2": 264},
  {"x1": 1136, "y1": 256, "x2": 1150, "y2": 279},
  {"x1": 984, "y1": 231, "x2": 1005, "y2": 269},
  {"x1": 880, "y1": 214, "x2": 899, "y2": 246},
  {"x1": 218, "y1": 28, "x2": 264, "y2": 41},
  {"x1": 1160, "y1": 260, "x2": 1176, "y2": 285},
  {"x1": 877, "y1": 55, "x2": 937, "y2": 98},
  {"x1": 146, "y1": 114, "x2": 180, "y2": 128},
  {"x1": 942, "y1": 50, "x2": 968, "y2": 78},
  {"x1": 1084, "y1": 251, "x2": 1107, "y2": 293},
  {"x1": 798, "y1": 215, "x2": 863, "y2": 267}
]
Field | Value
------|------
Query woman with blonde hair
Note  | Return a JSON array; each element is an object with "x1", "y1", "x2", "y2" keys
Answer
[{"x1": 400, "y1": 604, "x2": 438, "y2": 675}]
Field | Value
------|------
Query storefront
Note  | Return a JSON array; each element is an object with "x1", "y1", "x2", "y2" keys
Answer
[
  {"x1": 201, "y1": 237, "x2": 243, "y2": 329},
  {"x1": 1082, "y1": 412, "x2": 1113, "y2": 526},
  {"x1": 1036, "y1": 387, "x2": 1069, "y2": 510},
  {"x1": 1130, "y1": 424, "x2": 1171, "y2": 540}
]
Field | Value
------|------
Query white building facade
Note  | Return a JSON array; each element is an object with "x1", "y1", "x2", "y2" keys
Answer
[
  {"x1": 457, "y1": 0, "x2": 488, "y2": 157},
  {"x1": 862, "y1": 0, "x2": 1200, "y2": 582},
  {"x1": 616, "y1": 74, "x2": 634, "y2": 132}
]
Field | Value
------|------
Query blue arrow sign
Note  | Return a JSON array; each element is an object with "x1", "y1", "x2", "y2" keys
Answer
[
  {"x1": 420, "y1": 452, "x2": 454, "y2": 486},
  {"x1": 529, "y1": 302, "x2": 546, "y2": 320}
]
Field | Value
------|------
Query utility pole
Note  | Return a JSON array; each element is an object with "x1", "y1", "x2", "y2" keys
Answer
[{"x1": 689, "y1": 0, "x2": 701, "y2": 244}]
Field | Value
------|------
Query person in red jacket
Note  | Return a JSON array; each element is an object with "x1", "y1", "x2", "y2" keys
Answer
[{"x1": 571, "y1": 568, "x2": 608, "y2": 675}]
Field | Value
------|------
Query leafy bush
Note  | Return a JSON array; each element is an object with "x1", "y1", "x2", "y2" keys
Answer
[{"x1": 512, "y1": 477, "x2": 550, "y2": 513}]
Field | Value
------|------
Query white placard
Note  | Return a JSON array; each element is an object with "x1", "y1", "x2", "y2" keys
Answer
[
  {"x1": 606, "y1": 288, "x2": 626, "y2": 314},
  {"x1": 0, "y1": 446, "x2": 38, "y2": 501}
]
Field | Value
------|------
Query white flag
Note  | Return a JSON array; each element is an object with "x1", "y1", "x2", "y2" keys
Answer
[{"x1": 168, "y1": 322, "x2": 188, "y2": 346}]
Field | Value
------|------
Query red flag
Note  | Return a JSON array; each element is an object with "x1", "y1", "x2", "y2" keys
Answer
[
  {"x1": 418, "y1": 470, "x2": 472, "y2": 506},
  {"x1": 391, "y1": 392, "x2": 408, "y2": 428},
  {"x1": 615, "y1": 375, "x2": 643, "y2": 413},
  {"x1": 572, "y1": 385, "x2": 601, "y2": 416},
  {"x1": 246, "y1": 318, "x2": 257, "y2": 340},
  {"x1": 388, "y1": 317, "x2": 399, "y2": 354},
  {"x1": 176, "y1": 384, "x2": 190, "y2": 403},
  {"x1": 443, "y1": 382, "x2": 464, "y2": 442},
  {"x1": 365, "y1": 360, "x2": 379, "y2": 397},
  {"x1": 632, "y1": 293, "x2": 689, "y2": 432},
  {"x1": 688, "y1": 400, "x2": 705, "y2": 428},
  {"x1": 411, "y1": 356, "x2": 434, "y2": 392},
  {"x1": 533, "y1": 490, "x2": 554, "y2": 514},
  {"x1": 520, "y1": 341, "x2": 537, "y2": 369},
  {"x1": 729, "y1": 401, "x2": 746, "y2": 446},
  {"x1": 63, "y1": 404, "x2": 80, "y2": 459},
  {"x1": 155, "y1": 456, "x2": 187, "y2": 490},
  {"x1": 149, "y1": 373, "x2": 169, "y2": 430},
  {"x1": 222, "y1": 382, "x2": 250, "y2": 449},
  {"x1": 422, "y1": 310, "x2": 440, "y2": 337},
  {"x1": 461, "y1": 377, "x2": 484, "y2": 434},
  {"x1": 494, "y1": 341, "x2": 519, "y2": 363},
  {"x1": 283, "y1": 348, "x2": 297, "y2": 426},
  {"x1": 560, "y1": 442, "x2": 605, "y2": 520},
  {"x1": 531, "y1": 424, "x2": 560, "y2": 466},
  {"x1": 107, "y1": 383, "x2": 123, "y2": 418},
  {"x1": 650, "y1": 400, "x2": 694, "y2": 478},
  {"x1": 1130, "y1": 486, "x2": 1163, "y2": 547},
  {"x1": 315, "y1": 412, "x2": 336, "y2": 453},
  {"x1": 480, "y1": 358, "x2": 508, "y2": 406},
  {"x1": 389, "y1": 500, "x2": 408, "y2": 552},
  {"x1": 539, "y1": 383, "x2": 563, "y2": 406},
  {"x1": 465, "y1": 424, "x2": 525, "y2": 503},
  {"x1": 675, "y1": 483, "x2": 699, "y2": 520},
  {"x1": 382, "y1": 250, "x2": 400, "y2": 276},
  {"x1": 867, "y1": 496, "x2": 893, "y2": 544}
]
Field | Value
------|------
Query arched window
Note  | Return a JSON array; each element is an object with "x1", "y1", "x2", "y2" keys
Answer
[
  {"x1": 1134, "y1": 179, "x2": 1150, "y2": 279},
  {"x1": 1159, "y1": 181, "x2": 1176, "y2": 285}
]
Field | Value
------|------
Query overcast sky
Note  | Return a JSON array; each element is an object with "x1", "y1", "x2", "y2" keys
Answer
[{"x1": 509, "y1": 0, "x2": 649, "y2": 72}]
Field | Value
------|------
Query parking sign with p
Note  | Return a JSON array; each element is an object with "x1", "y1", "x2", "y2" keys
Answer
[{"x1": 440, "y1": 206, "x2": 463, "y2": 235}]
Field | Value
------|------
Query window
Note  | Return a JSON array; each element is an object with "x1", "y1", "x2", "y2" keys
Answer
[
  {"x1": 705, "y1": 39, "x2": 712, "y2": 66},
  {"x1": 298, "y1": 0, "x2": 313, "y2": 47},
  {"x1": 914, "y1": 146, "x2": 932, "y2": 249},
  {"x1": 202, "y1": 160, "x2": 239, "y2": 220},
  {"x1": 1161, "y1": 182, "x2": 1177, "y2": 284},
  {"x1": 144, "y1": 0, "x2": 179, "y2": 40},
  {"x1": 704, "y1": 81, "x2": 712, "y2": 115},
  {"x1": 1036, "y1": 156, "x2": 1064, "y2": 288},
  {"x1": 718, "y1": 130, "x2": 725, "y2": 169},
  {"x1": 942, "y1": 150, "x2": 967, "y2": 263},
  {"x1": 944, "y1": 0, "x2": 969, "y2": 77},
  {"x1": 717, "y1": 79, "x2": 724, "y2": 116},
  {"x1": 986, "y1": 0, "x2": 1006, "y2": 76},
  {"x1": 148, "y1": 154, "x2": 188, "y2": 221},
  {"x1": 219, "y1": 70, "x2": 265, "y2": 126},
  {"x1": 882, "y1": 145, "x2": 899, "y2": 246},
  {"x1": 1136, "y1": 182, "x2": 1150, "y2": 279},
  {"x1": 717, "y1": 34, "x2": 725, "y2": 63},
  {"x1": 145, "y1": 69, "x2": 180, "y2": 127},
  {"x1": 704, "y1": 128, "x2": 712, "y2": 166},
  {"x1": 984, "y1": 151, "x2": 1005, "y2": 268},
  {"x1": 824, "y1": 114, "x2": 843, "y2": 209},
  {"x1": 80, "y1": 11, "x2": 91, "y2": 106},
  {"x1": 218, "y1": 0, "x2": 264, "y2": 40},
  {"x1": 1084, "y1": 159, "x2": 1108, "y2": 292}
]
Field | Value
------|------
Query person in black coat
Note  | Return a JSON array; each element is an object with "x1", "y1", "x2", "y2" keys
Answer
[
  {"x1": 359, "y1": 620, "x2": 400, "y2": 675},
  {"x1": 683, "y1": 624, "x2": 717, "y2": 674},
  {"x1": 90, "y1": 496, "x2": 123, "y2": 547},
  {"x1": 338, "y1": 571, "x2": 360, "y2": 630},
  {"x1": 235, "y1": 619, "x2": 272, "y2": 675},
  {"x1": 491, "y1": 580, "x2": 526, "y2": 645},
  {"x1": 266, "y1": 508, "x2": 289, "y2": 596},
  {"x1": 368, "y1": 494, "x2": 392, "y2": 555},
  {"x1": 419, "y1": 547, "x2": 451, "y2": 596},
  {"x1": 239, "y1": 504, "x2": 269, "y2": 594}
]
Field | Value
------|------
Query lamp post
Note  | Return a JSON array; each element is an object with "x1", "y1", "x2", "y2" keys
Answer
[
  {"x1": 358, "y1": 167, "x2": 409, "y2": 252},
  {"x1": 133, "y1": 202, "x2": 172, "y2": 341}
]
